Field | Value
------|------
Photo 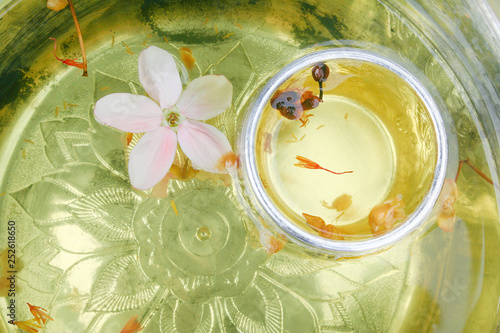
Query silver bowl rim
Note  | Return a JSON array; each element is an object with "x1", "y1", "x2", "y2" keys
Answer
[{"x1": 240, "y1": 48, "x2": 448, "y2": 254}]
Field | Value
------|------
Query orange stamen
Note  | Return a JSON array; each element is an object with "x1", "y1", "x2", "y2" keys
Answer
[
  {"x1": 464, "y1": 159, "x2": 494, "y2": 185},
  {"x1": 299, "y1": 114, "x2": 314, "y2": 128},
  {"x1": 13, "y1": 319, "x2": 41, "y2": 333},
  {"x1": 120, "y1": 315, "x2": 143, "y2": 333},
  {"x1": 67, "y1": 0, "x2": 88, "y2": 76},
  {"x1": 126, "y1": 132, "x2": 134, "y2": 146},
  {"x1": 294, "y1": 156, "x2": 353, "y2": 175},
  {"x1": 122, "y1": 42, "x2": 134, "y2": 55},
  {"x1": 27, "y1": 303, "x2": 54, "y2": 326},
  {"x1": 455, "y1": 158, "x2": 499, "y2": 190},
  {"x1": 50, "y1": 38, "x2": 84, "y2": 69},
  {"x1": 170, "y1": 200, "x2": 179, "y2": 216}
]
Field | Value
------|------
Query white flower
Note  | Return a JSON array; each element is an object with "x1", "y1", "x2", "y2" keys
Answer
[{"x1": 93, "y1": 46, "x2": 233, "y2": 190}]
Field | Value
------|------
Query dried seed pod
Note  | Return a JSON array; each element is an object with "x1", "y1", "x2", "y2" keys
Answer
[{"x1": 47, "y1": 0, "x2": 68, "y2": 11}]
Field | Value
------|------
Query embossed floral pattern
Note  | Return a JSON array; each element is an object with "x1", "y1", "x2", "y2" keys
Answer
[
  {"x1": 9, "y1": 40, "x2": 408, "y2": 333},
  {"x1": 134, "y1": 180, "x2": 268, "y2": 303}
]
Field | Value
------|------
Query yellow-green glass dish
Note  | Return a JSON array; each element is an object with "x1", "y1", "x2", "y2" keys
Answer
[{"x1": 0, "y1": 0, "x2": 499, "y2": 332}]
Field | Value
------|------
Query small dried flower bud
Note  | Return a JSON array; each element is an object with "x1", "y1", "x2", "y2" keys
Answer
[
  {"x1": 330, "y1": 193, "x2": 353, "y2": 212},
  {"x1": 47, "y1": 0, "x2": 68, "y2": 11},
  {"x1": 259, "y1": 229, "x2": 286, "y2": 254},
  {"x1": 216, "y1": 152, "x2": 239, "y2": 172},
  {"x1": 319, "y1": 224, "x2": 344, "y2": 240},
  {"x1": 311, "y1": 63, "x2": 330, "y2": 83},
  {"x1": 302, "y1": 213, "x2": 326, "y2": 230},
  {"x1": 270, "y1": 90, "x2": 303, "y2": 120},
  {"x1": 368, "y1": 194, "x2": 406, "y2": 235}
]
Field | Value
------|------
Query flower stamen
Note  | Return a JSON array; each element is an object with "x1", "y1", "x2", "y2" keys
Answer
[{"x1": 161, "y1": 107, "x2": 185, "y2": 130}]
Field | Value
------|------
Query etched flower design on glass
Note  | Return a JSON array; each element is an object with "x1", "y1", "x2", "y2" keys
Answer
[{"x1": 9, "y1": 40, "x2": 408, "y2": 333}]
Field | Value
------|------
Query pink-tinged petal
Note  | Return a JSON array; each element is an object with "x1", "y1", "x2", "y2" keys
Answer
[
  {"x1": 128, "y1": 127, "x2": 177, "y2": 190},
  {"x1": 94, "y1": 93, "x2": 162, "y2": 132},
  {"x1": 139, "y1": 46, "x2": 182, "y2": 109},
  {"x1": 176, "y1": 75, "x2": 233, "y2": 120},
  {"x1": 177, "y1": 119, "x2": 232, "y2": 173}
]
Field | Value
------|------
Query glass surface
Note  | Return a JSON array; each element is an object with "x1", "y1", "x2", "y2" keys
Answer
[{"x1": 0, "y1": 0, "x2": 499, "y2": 332}]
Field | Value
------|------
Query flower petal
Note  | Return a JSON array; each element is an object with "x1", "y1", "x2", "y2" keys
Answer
[
  {"x1": 128, "y1": 127, "x2": 177, "y2": 190},
  {"x1": 138, "y1": 46, "x2": 182, "y2": 108},
  {"x1": 178, "y1": 119, "x2": 232, "y2": 173},
  {"x1": 176, "y1": 75, "x2": 233, "y2": 120},
  {"x1": 94, "y1": 93, "x2": 162, "y2": 132}
]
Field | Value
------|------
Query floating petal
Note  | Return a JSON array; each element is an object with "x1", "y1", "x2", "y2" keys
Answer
[
  {"x1": 177, "y1": 119, "x2": 232, "y2": 173},
  {"x1": 176, "y1": 75, "x2": 233, "y2": 120},
  {"x1": 138, "y1": 46, "x2": 182, "y2": 109},
  {"x1": 94, "y1": 93, "x2": 162, "y2": 133},
  {"x1": 128, "y1": 127, "x2": 177, "y2": 190}
]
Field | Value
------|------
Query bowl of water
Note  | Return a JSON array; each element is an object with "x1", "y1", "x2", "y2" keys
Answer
[{"x1": 239, "y1": 48, "x2": 448, "y2": 255}]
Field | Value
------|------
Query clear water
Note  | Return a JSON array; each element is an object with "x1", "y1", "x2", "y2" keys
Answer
[{"x1": 254, "y1": 59, "x2": 437, "y2": 240}]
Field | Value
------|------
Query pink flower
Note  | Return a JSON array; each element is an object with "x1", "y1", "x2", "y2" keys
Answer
[{"x1": 94, "y1": 46, "x2": 233, "y2": 190}]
